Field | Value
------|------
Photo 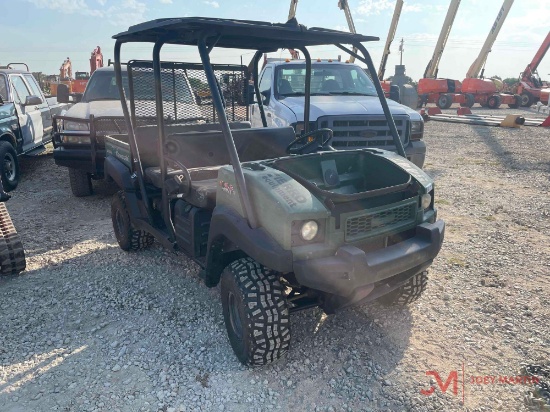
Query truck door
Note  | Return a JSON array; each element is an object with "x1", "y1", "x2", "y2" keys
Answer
[
  {"x1": 250, "y1": 67, "x2": 273, "y2": 127},
  {"x1": 10, "y1": 75, "x2": 44, "y2": 150},
  {"x1": 24, "y1": 74, "x2": 52, "y2": 143}
]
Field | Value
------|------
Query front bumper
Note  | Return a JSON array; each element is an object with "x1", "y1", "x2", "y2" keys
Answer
[
  {"x1": 404, "y1": 140, "x2": 426, "y2": 169},
  {"x1": 293, "y1": 219, "x2": 445, "y2": 298},
  {"x1": 53, "y1": 146, "x2": 105, "y2": 175}
]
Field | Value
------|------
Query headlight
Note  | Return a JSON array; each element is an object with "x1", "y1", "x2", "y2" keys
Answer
[
  {"x1": 60, "y1": 135, "x2": 90, "y2": 144},
  {"x1": 410, "y1": 120, "x2": 424, "y2": 141},
  {"x1": 300, "y1": 220, "x2": 318, "y2": 241},
  {"x1": 421, "y1": 193, "x2": 432, "y2": 210},
  {"x1": 64, "y1": 121, "x2": 89, "y2": 131}
]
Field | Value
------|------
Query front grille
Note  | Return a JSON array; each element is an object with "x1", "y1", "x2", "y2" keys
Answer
[
  {"x1": 319, "y1": 115, "x2": 408, "y2": 149},
  {"x1": 345, "y1": 200, "x2": 417, "y2": 242}
]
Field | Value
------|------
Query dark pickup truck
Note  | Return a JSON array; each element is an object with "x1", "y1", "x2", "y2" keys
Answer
[{"x1": 0, "y1": 67, "x2": 69, "y2": 190}]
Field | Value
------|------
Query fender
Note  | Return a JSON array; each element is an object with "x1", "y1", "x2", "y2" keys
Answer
[
  {"x1": 104, "y1": 155, "x2": 134, "y2": 191},
  {"x1": 203, "y1": 205, "x2": 293, "y2": 287}
]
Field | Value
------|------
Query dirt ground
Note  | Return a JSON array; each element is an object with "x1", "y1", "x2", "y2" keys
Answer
[{"x1": 0, "y1": 106, "x2": 549, "y2": 411}]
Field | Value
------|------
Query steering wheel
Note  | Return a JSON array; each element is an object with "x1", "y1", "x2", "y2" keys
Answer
[
  {"x1": 165, "y1": 156, "x2": 192, "y2": 197},
  {"x1": 286, "y1": 128, "x2": 333, "y2": 155}
]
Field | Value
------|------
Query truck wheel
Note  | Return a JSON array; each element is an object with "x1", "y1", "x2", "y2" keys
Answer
[
  {"x1": 111, "y1": 191, "x2": 154, "y2": 251},
  {"x1": 437, "y1": 93, "x2": 453, "y2": 109},
  {"x1": 520, "y1": 91, "x2": 533, "y2": 107},
  {"x1": 487, "y1": 95, "x2": 501, "y2": 109},
  {"x1": 379, "y1": 271, "x2": 428, "y2": 306},
  {"x1": 68, "y1": 168, "x2": 93, "y2": 197},
  {"x1": 0, "y1": 203, "x2": 26, "y2": 275},
  {"x1": 460, "y1": 93, "x2": 475, "y2": 108},
  {"x1": 221, "y1": 257, "x2": 290, "y2": 366},
  {"x1": 0, "y1": 142, "x2": 19, "y2": 192},
  {"x1": 508, "y1": 94, "x2": 521, "y2": 109}
]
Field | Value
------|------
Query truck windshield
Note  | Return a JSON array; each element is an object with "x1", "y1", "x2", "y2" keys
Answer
[
  {"x1": 82, "y1": 70, "x2": 195, "y2": 104},
  {"x1": 275, "y1": 64, "x2": 377, "y2": 97}
]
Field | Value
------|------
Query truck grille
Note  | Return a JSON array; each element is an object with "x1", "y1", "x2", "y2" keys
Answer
[
  {"x1": 318, "y1": 115, "x2": 409, "y2": 149},
  {"x1": 345, "y1": 200, "x2": 417, "y2": 242}
]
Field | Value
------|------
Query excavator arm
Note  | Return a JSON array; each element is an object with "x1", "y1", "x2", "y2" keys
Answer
[
  {"x1": 465, "y1": 0, "x2": 514, "y2": 79},
  {"x1": 521, "y1": 31, "x2": 550, "y2": 81},
  {"x1": 337, "y1": 0, "x2": 357, "y2": 62},
  {"x1": 423, "y1": 0, "x2": 461, "y2": 79},
  {"x1": 378, "y1": 0, "x2": 403, "y2": 80}
]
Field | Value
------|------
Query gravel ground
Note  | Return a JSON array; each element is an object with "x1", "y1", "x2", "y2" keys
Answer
[{"x1": 0, "y1": 105, "x2": 548, "y2": 412}]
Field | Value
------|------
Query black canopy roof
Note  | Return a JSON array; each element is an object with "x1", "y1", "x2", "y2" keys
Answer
[{"x1": 112, "y1": 17, "x2": 378, "y2": 51}]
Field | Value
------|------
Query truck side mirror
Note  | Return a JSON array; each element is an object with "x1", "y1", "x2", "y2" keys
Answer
[
  {"x1": 24, "y1": 95, "x2": 43, "y2": 106},
  {"x1": 57, "y1": 84, "x2": 70, "y2": 103},
  {"x1": 246, "y1": 84, "x2": 255, "y2": 105},
  {"x1": 260, "y1": 89, "x2": 270, "y2": 105},
  {"x1": 389, "y1": 84, "x2": 400, "y2": 103}
]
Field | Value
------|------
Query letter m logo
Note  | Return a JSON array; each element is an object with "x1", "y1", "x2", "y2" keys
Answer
[{"x1": 420, "y1": 371, "x2": 458, "y2": 396}]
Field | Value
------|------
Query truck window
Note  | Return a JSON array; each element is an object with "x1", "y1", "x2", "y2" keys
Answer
[
  {"x1": 0, "y1": 75, "x2": 7, "y2": 101},
  {"x1": 275, "y1": 64, "x2": 377, "y2": 96},
  {"x1": 11, "y1": 76, "x2": 31, "y2": 104},
  {"x1": 83, "y1": 71, "x2": 130, "y2": 102},
  {"x1": 23, "y1": 74, "x2": 44, "y2": 99},
  {"x1": 259, "y1": 67, "x2": 272, "y2": 94}
]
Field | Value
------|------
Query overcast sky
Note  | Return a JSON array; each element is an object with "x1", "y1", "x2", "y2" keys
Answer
[{"x1": 2, "y1": 0, "x2": 549, "y2": 82}]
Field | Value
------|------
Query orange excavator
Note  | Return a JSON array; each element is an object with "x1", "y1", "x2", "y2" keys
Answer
[
  {"x1": 417, "y1": 0, "x2": 472, "y2": 109},
  {"x1": 513, "y1": 31, "x2": 550, "y2": 106},
  {"x1": 460, "y1": 0, "x2": 519, "y2": 109},
  {"x1": 50, "y1": 47, "x2": 103, "y2": 96}
]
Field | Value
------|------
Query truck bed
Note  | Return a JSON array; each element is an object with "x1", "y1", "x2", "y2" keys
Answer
[{"x1": 104, "y1": 134, "x2": 132, "y2": 168}]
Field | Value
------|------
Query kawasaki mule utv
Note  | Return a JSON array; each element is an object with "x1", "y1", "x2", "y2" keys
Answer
[{"x1": 105, "y1": 17, "x2": 445, "y2": 366}]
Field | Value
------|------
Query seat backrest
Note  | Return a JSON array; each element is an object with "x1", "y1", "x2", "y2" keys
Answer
[
  {"x1": 321, "y1": 79, "x2": 341, "y2": 92},
  {"x1": 165, "y1": 126, "x2": 296, "y2": 169},
  {"x1": 278, "y1": 79, "x2": 293, "y2": 95},
  {"x1": 134, "y1": 121, "x2": 251, "y2": 168}
]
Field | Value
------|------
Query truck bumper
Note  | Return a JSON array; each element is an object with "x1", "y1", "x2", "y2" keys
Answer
[
  {"x1": 53, "y1": 147, "x2": 105, "y2": 176},
  {"x1": 293, "y1": 220, "x2": 445, "y2": 300},
  {"x1": 404, "y1": 141, "x2": 426, "y2": 169}
]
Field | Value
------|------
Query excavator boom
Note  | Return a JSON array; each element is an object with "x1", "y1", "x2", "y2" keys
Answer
[
  {"x1": 423, "y1": 0, "x2": 461, "y2": 79},
  {"x1": 521, "y1": 31, "x2": 550, "y2": 81},
  {"x1": 465, "y1": 0, "x2": 514, "y2": 79},
  {"x1": 378, "y1": 0, "x2": 404, "y2": 81},
  {"x1": 338, "y1": 0, "x2": 358, "y2": 62}
]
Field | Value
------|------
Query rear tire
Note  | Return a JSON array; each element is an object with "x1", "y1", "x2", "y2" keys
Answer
[
  {"x1": 0, "y1": 203, "x2": 26, "y2": 275},
  {"x1": 508, "y1": 94, "x2": 521, "y2": 109},
  {"x1": 111, "y1": 191, "x2": 154, "y2": 251},
  {"x1": 221, "y1": 257, "x2": 290, "y2": 366},
  {"x1": 0, "y1": 142, "x2": 19, "y2": 192},
  {"x1": 520, "y1": 91, "x2": 534, "y2": 107},
  {"x1": 460, "y1": 93, "x2": 475, "y2": 108},
  {"x1": 379, "y1": 271, "x2": 428, "y2": 306},
  {"x1": 437, "y1": 93, "x2": 453, "y2": 109},
  {"x1": 487, "y1": 95, "x2": 501, "y2": 109},
  {"x1": 68, "y1": 168, "x2": 93, "y2": 197}
]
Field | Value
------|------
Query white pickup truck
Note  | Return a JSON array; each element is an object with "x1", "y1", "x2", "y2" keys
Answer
[
  {"x1": 0, "y1": 67, "x2": 69, "y2": 190},
  {"x1": 251, "y1": 59, "x2": 426, "y2": 168}
]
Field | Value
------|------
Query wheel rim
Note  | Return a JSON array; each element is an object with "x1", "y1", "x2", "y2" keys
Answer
[
  {"x1": 3, "y1": 152, "x2": 15, "y2": 182},
  {"x1": 228, "y1": 291, "x2": 243, "y2": 340},
  {"x1": 115, "y1": 209, "x2": 125, "y2": 236},
  {"x1": 521, "y1": 94, "x2": 530, "y2": 106}
]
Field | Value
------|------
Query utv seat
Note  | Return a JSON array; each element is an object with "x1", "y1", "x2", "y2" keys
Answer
[{"x1": 143, "y1": 126, "x2": 296, "y2": 208}]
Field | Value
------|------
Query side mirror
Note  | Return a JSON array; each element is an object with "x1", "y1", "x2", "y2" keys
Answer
[
  {"x1": 73, "y1": 93, "x2": 83, "y2": 103},
  {"x1": 389, "y1": 84, "x2": 400, "y2": 102},
  {"x1": 24, "y1": 95, "x2": 43, "y2": 106},
  {"x1": 57, "y1": 84, "x2": 70, "y2": 103},
  {"x1": 246, "y1": 84, "x2": 255, "y2": 105},
  {"x1": 260, "y1": 89, "x2": 270, "y2": 105}
]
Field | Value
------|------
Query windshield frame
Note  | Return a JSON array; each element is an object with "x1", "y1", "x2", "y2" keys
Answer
[{"x1": 274, "y1": 63, "x2": 378, "y2": 98}]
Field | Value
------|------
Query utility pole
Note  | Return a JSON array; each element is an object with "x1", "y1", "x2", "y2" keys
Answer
[{"x1": 399, "y1": 38, "x2": 404, "y2": 65}]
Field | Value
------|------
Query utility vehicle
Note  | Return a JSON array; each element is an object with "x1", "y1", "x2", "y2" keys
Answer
[{"x1": 105, "y1": 17, "x2": 445, "y2": 366}]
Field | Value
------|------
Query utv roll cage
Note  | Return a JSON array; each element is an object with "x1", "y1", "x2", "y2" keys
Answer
[{"x1": 111, "y1": 17, "x2": 406, "y2": 242}]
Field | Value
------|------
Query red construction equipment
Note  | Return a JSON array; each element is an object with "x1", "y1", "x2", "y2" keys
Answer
[
  {"x1": 50, "y1": 47, "x2": 103, "y2": 96},
  {"x1": 460, "y1": 0, "x2": 520, "y2": 109},
  {"x1": 417, "y1": 0, "x2": 467, "y2": 109},
  {"x1": 513, "y1": 31, "x2": 550, "y2": 106}
]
